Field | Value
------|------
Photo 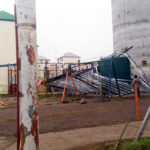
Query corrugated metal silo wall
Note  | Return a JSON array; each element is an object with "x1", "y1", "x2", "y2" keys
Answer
[{"x1": 111, "y1": 0, "x2": 150, "y2": 70}]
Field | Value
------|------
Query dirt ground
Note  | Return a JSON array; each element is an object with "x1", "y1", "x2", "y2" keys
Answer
[
  {"x1": 7, "y1": 121, "x2": 150, "y2": 150},
  {"x1": 0, "y1": 94, "x2": 150, "y2": 149}
]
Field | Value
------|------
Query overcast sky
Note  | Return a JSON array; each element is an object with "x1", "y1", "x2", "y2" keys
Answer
[{"x1": 0, "y1": 0, "x2": 113, "y2": 62}]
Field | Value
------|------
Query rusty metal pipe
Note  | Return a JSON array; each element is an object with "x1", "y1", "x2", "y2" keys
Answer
[{"x1": 14, "y1": 5, "x2": 20, "y2": 150}]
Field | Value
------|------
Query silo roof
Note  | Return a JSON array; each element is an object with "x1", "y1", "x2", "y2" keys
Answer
[{"x1": 0, "y1": 11, "x2": 14, "y2": 21}]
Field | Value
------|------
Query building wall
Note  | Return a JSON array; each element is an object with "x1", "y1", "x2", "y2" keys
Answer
[
  {"x1": 38, "y1": 63, "x2": 45, "y2": 79},
  {"x1": 58, "y1": 57, "x2": 80, "y2": 64},
  {"x1": 0, "y1": 21, "x2": 16, "y2": 64},
  {"x1": 49, "y1": 64, "x2": 57, "y2": 78},
  {"x1": 57, "y1": 57, "x2": 80, "y2": 73},
  {"x1": 0, "y1": 67, "x2": 9, "y2": 94},
  {"x1": 0, "y1": 20, "x2": 16, "y2": 94},
  {"x1": 112, "y1": 0, "x2": 150, "y2": 69},
  {"x1": 0, "y1": 20, "x2": 55, "y2": 94},
  {"x1": 38, "y1": 63, "x2": 47, "y2": 79}
]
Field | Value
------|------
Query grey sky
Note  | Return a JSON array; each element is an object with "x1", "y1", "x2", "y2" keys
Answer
[{"x1": 0, "y1": 0, "x2": 113, "y2": 62}]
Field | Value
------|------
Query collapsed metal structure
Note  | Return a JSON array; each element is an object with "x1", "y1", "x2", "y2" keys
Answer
[
  {"x1": 120, "y1": 46, "x2": 150, "y2": 93},
  {"x1": 47, "y1": 48, "x2": 150, "y2": 98},
  {"x1": 47, "y1": 65, "x2": 133, "y2": 97}
]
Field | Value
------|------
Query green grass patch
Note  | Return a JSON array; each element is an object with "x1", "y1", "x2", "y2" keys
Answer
[
  {"x1": 38, "y1": 93, "x2": 80, "y2": 103},
  {"x1": 70, "y1": 138, "x2": 150, "y2": 150},
  {"x1": 38, "y1": 94, "x2": 52, "y2": 99},
  {"x1": 0, "y1": 94, "x2": 14, "y2": 98},
  {"x1": 121, "y1": 138, "x2": 150, "y2": 150},
  {"x1": 70, "y1": 141, "x2": 115, "y2": 150},
  {"x1": 38, "y1": 92, "x2": 63, "y2": 99},
  {"x1": 62, "y1": 96, "x2": 81, "y2": 103}
]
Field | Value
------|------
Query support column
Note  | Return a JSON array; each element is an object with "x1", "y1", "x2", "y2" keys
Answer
[{"x1": 15, "y1": 0, "x2": 39, "y2": 149}]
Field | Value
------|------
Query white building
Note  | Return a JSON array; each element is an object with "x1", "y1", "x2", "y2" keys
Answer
[
  {"x1": 0, "y1": 11, "x2": 16, "y2": 94},
  {"x1": 0, "y1": 11, "x2": 49, "y2": 94},
  {"x1": 57, "y1": 52, "x2": 80, "y2": 75},
  {"x1": 0, "y1": 11, "x2": 16, "y2": 65}
]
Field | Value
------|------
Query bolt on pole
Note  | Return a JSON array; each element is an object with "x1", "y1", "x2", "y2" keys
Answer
[{"x1": 15, "y1": 0, "x2": 39, "y2": 149}]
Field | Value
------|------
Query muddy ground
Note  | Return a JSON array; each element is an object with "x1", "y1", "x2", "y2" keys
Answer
[{"x1": 0, "y1": 94, "x2": 150, "y2": 149}]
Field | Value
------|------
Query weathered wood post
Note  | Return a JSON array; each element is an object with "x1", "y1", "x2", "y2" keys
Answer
[{"x1": 15, "y1": 0, "x2": 39, "y2": 149}]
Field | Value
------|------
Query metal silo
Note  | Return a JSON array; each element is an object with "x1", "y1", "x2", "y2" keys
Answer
[{"x1": 111, "y1": 0, "x2": 150, "y2": 69}]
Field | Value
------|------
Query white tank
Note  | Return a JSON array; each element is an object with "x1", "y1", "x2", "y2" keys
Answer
[{"x1": 111, "y1": 0, "x2": 150, "y2": 69}]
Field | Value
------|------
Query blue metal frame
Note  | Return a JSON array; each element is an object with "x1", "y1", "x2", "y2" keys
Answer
[
  {"x1": 0, "y1": 63, "x2": 16, "y2": 68},
  {"x1": 107, "y1": 60, "x2": 113, "y2": 101}
]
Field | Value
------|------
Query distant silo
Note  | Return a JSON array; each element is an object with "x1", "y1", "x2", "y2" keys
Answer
[{"x1": 111, "y1": 0, "x2": 150, "y2": 69}]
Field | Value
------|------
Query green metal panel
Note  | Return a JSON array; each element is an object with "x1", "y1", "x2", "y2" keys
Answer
[
  {"x1": 0, "y1": 11, "x2": 14, "y2": 21},
  {"x1": 100, "y1": 56, "x2": 131, "y2": 81}
]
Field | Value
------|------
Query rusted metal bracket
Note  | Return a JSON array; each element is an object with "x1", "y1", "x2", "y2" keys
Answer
[{"x1": 16, "y1": 23, "x2": 36, "y2": 28}]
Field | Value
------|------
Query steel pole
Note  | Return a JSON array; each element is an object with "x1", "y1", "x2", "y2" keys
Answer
[
  {"x1": 15, "y1": 0, "x2": 39, "y2": 149},
  {"x1": 112, "y1": 61, "x2": 121, "y2": 98},
  {"x1": 124, "y1": 53, "x2": 150, "y2": 87},
  {"x1": 14, "y1": 5, "x2": 20, "y2": 149},
  {"x1": 135, "y1": 106, "x2": 150, "y2": 141}
]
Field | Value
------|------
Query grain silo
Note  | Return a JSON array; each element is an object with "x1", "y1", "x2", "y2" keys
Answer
[{"x1": 111, "y1": 0, "x2": 150, "y2": 70}]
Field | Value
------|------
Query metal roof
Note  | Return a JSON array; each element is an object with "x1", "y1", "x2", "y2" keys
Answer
[
  {"x1": 38, "y1": 55, "x2": 50, "y2": 61},
  {"x1": 64, "y1": 52, "x2": 80, "y2": 57},
  {"x1": 58, "y1": 52, "x2": 80, "y2": 59},
  {"x1": 0, "y1": 11, "x2": 14, "y2": 21}
]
